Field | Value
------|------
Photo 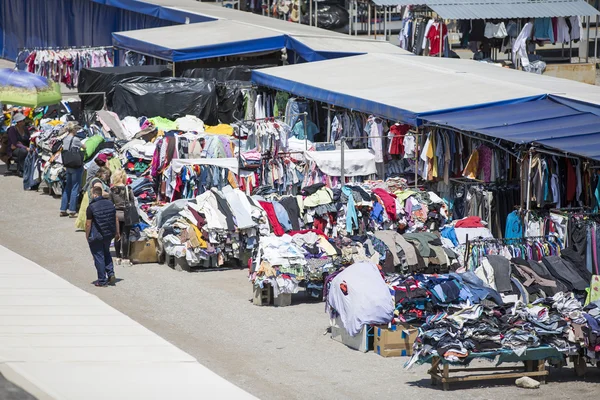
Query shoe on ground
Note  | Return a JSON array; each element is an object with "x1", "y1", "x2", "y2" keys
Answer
[
  {"x1": 108, "y1": 275, "x2": 117, "y2": 285},
  {"x1": 68, "y1": 212, "x2": 77, "y2": 218},
  {"x1": 94, "y1": 281, "x2": 108, "y2": 287},
  {"x1": 122, "y1": 259, "x2": 132, "y2": 267},
  {"x1": 60, "y1": 211, "x2": 68, "y2": 217},
  {"x1": 114, "y1": 258, "x2": 122, "y2": 267}
]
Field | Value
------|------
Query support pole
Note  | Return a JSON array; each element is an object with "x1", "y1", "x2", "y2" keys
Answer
[
  {"x1": 341, "y1": 137, "x2": 346, "y2": 185},
  {"x1": 327, "y1": 107, "x2": 332, "y2": 142},
  {"x1": 354, "y1": 1, "x2": 358, "y2": 36},
  {"x1": 439, "y1": 19, "x2": 442, "y2": 58},
  {"x1": 368, "y1": 5, "x2": 371, "y2": 37},
  {"x1": 594, "y1": 14, "x2": 598, "y2": 64},
  {"x1": 304, "y1": 112, "x2": 308, "y2": 150},
  {"x1": 526, "y1": 149, "x2": 533, "y2": 213},
  {"x1": 315, "y1": 0, "x2": 318, "y2": 27},
  {"x1": 309, "y1": 0, "x2": 312, "y2": 26},
  {"x1": 414, "y1": 130, "x2": 419, "y2": 189},
  {"x1": 384, "y1": 7, "x2": 388, "y2": 41},
  {"x1": 587, "y1": 16, "x2": 590, "y2": 63}
]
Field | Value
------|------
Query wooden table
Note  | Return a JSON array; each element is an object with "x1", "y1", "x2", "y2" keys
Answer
[{"x1": 426, "y1": 347, "x2": 562, "y2": 391}]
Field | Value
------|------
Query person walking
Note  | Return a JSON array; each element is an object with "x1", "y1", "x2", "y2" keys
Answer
[
  {"x1": 60, "y1": 122, "x2": 86, "y2": 217},
  {"x1": 85, "y1": 186, "x2": 119, "y2": 287},
  {"x1": 109, "y1": 169, "x2": 135, "y2": 266}
]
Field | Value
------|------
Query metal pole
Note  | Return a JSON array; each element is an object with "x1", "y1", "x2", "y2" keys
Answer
[
  {"x1": 309, "y1": 0, "x2": 312, "y2": 26},
  {"x1": 374, "y1": 6, "x2": 377, "y2": 39},
  {"x1": 341, "y1": 137, "x2": 346, "y2": 185},
  {"x1": 297, "y1": 0, "x2": 301, "y2": 24},
  {"x1": 172, "y1": 62, "x2": 176, "y2": 77},
  {"x1": 327, "y1": 107, "x2": 331, "y2": 142},
  {"x1": 368, "y1": 5, "x2": 371, "y2": 37},
  {"x1": 315, "y1": 0, "x2": 318, "y2": 27},
  {"x1": 354, "y1": 0, "x2": 358, "y2": 36},
  {"x1": 384, "y1": 7, "x2": 388, "y2": 41},
  {"x1": 439, "y1": 19, "x2": 442, "y2": 58},
  {"x1": 304, "y1": 112, "x2": 308, "y2": 150},
  {"x1": 594, "y1": 14, "x2": 598, "y2": 63},
  {"x1": 414, "y1": 130, "x2": 419, "y2": 189},
  {"x1": 587, "y1": 16, "x2": 590, "y2": 63},
  {"x1": 526, "y1": 149, "x2": 533, "y2": 212}
]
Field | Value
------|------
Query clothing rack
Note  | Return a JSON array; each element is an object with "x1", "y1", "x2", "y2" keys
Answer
[
  {"x1": 18, "y1": 46, "x2": 113, "y2": 51},
  {"x1": 464, "y1": 234, "x2": 561, "y2": 266}
]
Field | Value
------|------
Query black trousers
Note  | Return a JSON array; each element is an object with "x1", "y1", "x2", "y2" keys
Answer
[
  {"x1": 114, "y1": 222, "x2": 131, "y2": 259},
  {"x1": 12, "y1": 147, "x2": 27, "y2": 172}
]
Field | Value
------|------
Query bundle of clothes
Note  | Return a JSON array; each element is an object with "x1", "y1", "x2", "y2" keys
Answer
[{"x1": 155, "y1": 187, "x2": 260, "y2": 268}]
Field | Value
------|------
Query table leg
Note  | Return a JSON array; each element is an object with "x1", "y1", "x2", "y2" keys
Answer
[
  {"x1": 538, "y1": 360, "x2": 546, "y2": 384},
  {"x1": 443, "y1": 363, "x2": 450, "y2": 391}
]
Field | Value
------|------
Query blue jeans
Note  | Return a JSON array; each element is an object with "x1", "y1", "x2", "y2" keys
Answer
[
  {"x1": 60, "y1": 167, "x2": 83, "y2": 213},
  {"x1": 89, "y1": 238, "x2": 115, "y2": 285}
]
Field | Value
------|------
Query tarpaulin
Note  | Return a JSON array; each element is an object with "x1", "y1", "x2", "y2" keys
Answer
[
  {"x1": 78, "y1": 65, "x2": 172, "y2": 110},
  {"x1": 0, "y1": 0, "x2": 174, "y2": 61},
  {"x1": 181, "y1": 65, "x2": 277, "y2": 82},
  {"x1": 304, "y1": 149, "x2": 377, "y2": 177},
  {"x1": 216, "y1": 81, "x2": 246, "y2": 124},
  {"x1": 91, "y1": 0, "x2": 215, "y2": 23},
  {"x1": 251, "y1": 54, "x2": 550, "y2": 126},
  {"x1": 112, "y1": 77, "x2": 218, "y2": 125},
  {"x1": 112, "y1": 21, "x2": 287, "y2": 62},
  {"x1": 421, "y1": 98, "x2": 600, "y2": 161}
]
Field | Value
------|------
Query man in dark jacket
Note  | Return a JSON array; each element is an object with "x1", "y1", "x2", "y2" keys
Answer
[{"x1": 86, "y1": 186, "x2": 119, "y2": 287}]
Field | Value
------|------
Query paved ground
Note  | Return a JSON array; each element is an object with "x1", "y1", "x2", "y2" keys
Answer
[{"x1": 1, "y1": 167, "x2": 600, "y2": 399}]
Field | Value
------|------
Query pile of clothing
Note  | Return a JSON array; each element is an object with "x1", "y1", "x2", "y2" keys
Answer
[
  {"x1": 250, "y1": 230, "x2": 341, "y2": 298},
  {"x1": 155, "y1": 187, "x2": 259, "y2": 268}
]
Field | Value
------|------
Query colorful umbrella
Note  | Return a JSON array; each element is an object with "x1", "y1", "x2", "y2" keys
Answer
[{"x1": 0, "y1": 68, "x2": 61, "y2": 107}]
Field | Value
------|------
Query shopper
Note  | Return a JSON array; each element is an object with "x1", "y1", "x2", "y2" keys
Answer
[
  {"x1": 86, "y1": 186, "x2": 119, "y2": 287},
  {"x1": 60, "y1": 122, "x2": 86, "y2": 218},
  {"x1": 85, "y1": 153, "x2": 108, "y2": 188},
  {"x1": 88, "y1": 167, "x2": 112, "y2": 197},
  {"x1": 109, "y1": 169, "x2": 135, "y2": 266},
  {"x1": 6, "y1": 113, "x2": 30, "y2": 176}
]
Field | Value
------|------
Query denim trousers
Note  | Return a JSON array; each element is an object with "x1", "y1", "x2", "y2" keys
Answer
[
  {"x1": 89, "y1": 238, "x2": 114, "y2": 285},
  {"x1": 60, "y1": 167, "x2": 83, "y2": 213}
]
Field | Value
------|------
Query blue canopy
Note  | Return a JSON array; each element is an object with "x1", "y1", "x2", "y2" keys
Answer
[
  {"x1": 112, "y1": 21, "x2": 287, "y2": 62},
  {"x1": 420, "y1": 98, "x2": 600, "y2": 161}
]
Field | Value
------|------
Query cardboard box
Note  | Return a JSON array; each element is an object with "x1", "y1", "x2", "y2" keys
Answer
[
  {"x1": 373, "y1": 323, "x2": 419, "y2": 357},
  {"x1": 330, "y1": 316, "x2": 372, "y2": 353},
  {"x1": 129, "y1": 239, "x2": 158, "y2": 264}
]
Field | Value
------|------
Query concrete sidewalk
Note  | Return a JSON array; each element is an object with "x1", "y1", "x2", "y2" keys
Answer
[{"x1": 0, "y1": 245, "x2": 256, "y2": 400}]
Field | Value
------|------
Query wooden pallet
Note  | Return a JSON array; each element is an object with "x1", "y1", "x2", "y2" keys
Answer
[{"x1": 428, "y1": 356, "x2": 548, "y2": 391}]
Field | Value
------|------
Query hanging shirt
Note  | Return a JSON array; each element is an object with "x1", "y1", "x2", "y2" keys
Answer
[
  {"x1": 427, "y1": 23, "x2": 448, "y2": 56},
  {"x1": 513, "y1": 21, "x2": 533, "y2": 67}
]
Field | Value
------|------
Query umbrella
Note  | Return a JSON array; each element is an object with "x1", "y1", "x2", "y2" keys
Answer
[{"x1": 0, "y1": 68, "x2": 61, "y2": 107}]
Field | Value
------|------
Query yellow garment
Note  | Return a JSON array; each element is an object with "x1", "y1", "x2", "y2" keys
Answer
[
  {"x1": 425, "y1": 136, "x2": 434, "y2": 158},
  {"x1": 318, "y1": 236, "x2": 338, "y2": 256},
  {"x1": 205, "y1": 124, "x2": 234, "y2": 135},
  {"x1": 586, "y1": 275, "x2": 600, "y2": 305},
  {"x1": 108, "y1": 159, "x2": 122, "y2": 173},
  {"x1": 47, "y1": 120, "x2": 62, "y2": 126},
  {"x1": 188, "y1": 225, "x2": 207, "y2": 248},
  {"x1": 463, "y1": 150, "x2": 480, "y2": 179},
  {"x1": 75, "y1": 192, "x2": 90, "y2": 230},
  {"x1": 227, "y1": 171, "x2": 238, "y2": 189},
  {"x1": 303, "y1": 188, "x2": 333, "y2": 208}
]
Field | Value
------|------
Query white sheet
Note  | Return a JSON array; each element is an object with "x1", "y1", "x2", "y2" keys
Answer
[{"x1": 304, "y1": 149, "x2": 377, "y2": 177}]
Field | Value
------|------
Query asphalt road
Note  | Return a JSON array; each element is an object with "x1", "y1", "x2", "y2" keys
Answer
[{"x1": 1, "y1": 168, "x2": 599, "y2": 399}]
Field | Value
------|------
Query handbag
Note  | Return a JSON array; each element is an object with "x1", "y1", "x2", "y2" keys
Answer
[
  {"x1": 61, "y1": 136, "x2": 83, "y2": 168},
  {"x1": 123, "y1": 186, "x2": 140, "y2": 226}
]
